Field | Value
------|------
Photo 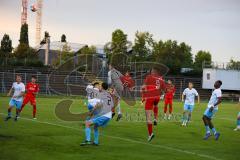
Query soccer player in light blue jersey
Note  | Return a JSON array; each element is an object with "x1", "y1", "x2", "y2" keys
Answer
[
  {"x1": 181, "y1": 82, "x2": 200, "y2": 126},
  {"x1": 5, "y1": 74, "x2": 25, "y2": 121},
  {"x1": 202, "y1": 80, "x2": 222, "y2": 140},
  {"x1": 234, "y1": 112, "x2": 240, "y2": 131},
  {"x1": 81, "y1": 82, "x2": 114, "y2": 146}
]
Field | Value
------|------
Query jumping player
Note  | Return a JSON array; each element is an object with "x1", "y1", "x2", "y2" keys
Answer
[
  {"x1": 108, "y1": 63, "x2": 124, "y2": 121},
  {"x1": 202, "y1": 80, "x2": 222, "y2": 140},
  {"x1": 234, "y1": 112, "x2": 240, "y2": 131},
  {"x1": 163, "y1": 80, "x2": 175, "y2": 120},
  {"x1": 81, "y1": 82, "x2": 114, "y2": 146},
  {"x1": 20, "y1": 75, "x2": 40, "y2": 119},
  {"x1": 5, "y1": 74, "x2": 25, "y2": 121},
  {"x1": 142, "y1": 68, "x2": 165, "y2": 142},
  {"x1": 181, "y1": 82, "x2": 200, "y2": 126},
  {"x1": 85, "y1": 82, "x2": 100, "y2": 112}
]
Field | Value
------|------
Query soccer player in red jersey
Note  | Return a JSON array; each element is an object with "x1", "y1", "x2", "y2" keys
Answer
[
  {"x1": 163, "y1": 80, "x2": 176, "y2": 120},
  {"x1": 20, "y1": 75, "x2": 40, "y2": 119},
  {"x1": 120, "y1": 71, "x2": 135, "y2": 90},
  {"x1": 141, "y1": 68, "x2": 165, "y2": 142}
]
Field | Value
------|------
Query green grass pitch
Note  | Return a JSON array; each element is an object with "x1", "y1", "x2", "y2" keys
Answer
[{"x1": 0, "y1": 96, "x2": 239, "y2": 160}]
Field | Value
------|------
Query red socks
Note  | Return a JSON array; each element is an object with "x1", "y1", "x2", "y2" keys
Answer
[
  {"x1": 33, "y1": 105, "x2": 37, "y2": 118},
  {"x1": 147, "y1": 123, "x2": 153, "y2": 136},
  {"x1": 169, "y1": 104, "x2": 173, "y2": 114},
  {"x1": 153, "y1": 106, "x2": 158, "y2": 119},
  {"x1": 164, "y1": 104, "x2": 168, "y2": 113},
  {"x1": 164, "y1": 104, "x2": 173, "y2": 114}
]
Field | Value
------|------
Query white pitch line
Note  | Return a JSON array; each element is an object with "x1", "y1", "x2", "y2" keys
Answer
[{"x1": 0, "y1": 113, "x2": 223, "y2": 160}]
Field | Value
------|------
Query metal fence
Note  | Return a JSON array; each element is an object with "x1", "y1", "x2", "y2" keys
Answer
[{"x1": 0, "y1": 71, "x2": 213, "y2": 100}]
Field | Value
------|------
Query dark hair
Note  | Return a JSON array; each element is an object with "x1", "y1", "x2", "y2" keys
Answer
[
  {"x1": 216, "y1": 80, "x2": 222, "y2": 86},
  {"x1": 93, "y1": 82, "x2": 99, "y2": 87},
  {"x1": 32, "y1": 75, "x2": 37, "y2": 79},
  {"x1": 102, "y1": 82, "x2": 108, "y2": 90},
  {"x1": 16, "y1": 74, "x2": 21, "y2": 77}
]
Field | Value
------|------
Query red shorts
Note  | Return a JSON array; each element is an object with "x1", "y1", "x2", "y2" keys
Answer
[
  {"x1": 145, "y1": 97, "x2": 160, "y2": 110},
  {"x1": 23, "y1": 95, "x2": 36, "y2": 106},
  {"x1": 164, "y1": 98, "x2": 173, "y2": 105}
]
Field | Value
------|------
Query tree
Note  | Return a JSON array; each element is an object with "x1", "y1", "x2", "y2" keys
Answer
[
  {"x1": 40, "y1": 31, "x2": 50, "y2": 45},
  {"x1": 152, "y1": 40, "x2": 193, "y2": 74},
  {"x1": 132, "y1": 31, "x2": 154, "y2": 59},
  {"x1": 194, "y1": 50, "x2": 212, "y2": 69},
  {"x1": 77, "y1": 45, "x2": 96, "y2": 55},
  {"x1": 14, "y1": 43, "x2": 37, "y2": 59},
  {"x1": 61, "y1": 34, "x2": 67, "y2": 42},
  {"x1": 227, "y1": 59, "x2": 240, "y2": 70},
  {"x1": 0, "y1": 34, "x2": 13, "y2": 56},
  {"x1": 105, "y1": 29, "x2": 128, "y2": 55},
  {"x1": 19, "y1": 23, "x2": 29, "y2": 46},
  {"x1": 104, "y1": 29, "x2": 129, "y2": 69},
  {"x1": 52, "y1": 43, "x2": 73, "y2": 67}
]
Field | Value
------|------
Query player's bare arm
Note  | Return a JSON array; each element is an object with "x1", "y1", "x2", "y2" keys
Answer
[
  {"x1": 181, "y1": 94, "x2": 185, "y2": 102},
  {"x1": 7, "y1": 88, "x2": 13, "y2": 97},
  {"x1": 197, "y1": 95, "x2": 200, "y2": 104}
]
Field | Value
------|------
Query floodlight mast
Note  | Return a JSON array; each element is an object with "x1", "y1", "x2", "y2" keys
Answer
[
  {"x1": 35, "y1": 0, "x2": 43, "y2": 46},
  {"x1": 21, "y1": 0, "x2": 28, "y2": 25}
]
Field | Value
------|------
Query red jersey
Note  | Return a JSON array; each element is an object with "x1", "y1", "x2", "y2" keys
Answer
[
  {"x1": 120, "y1": 75, "x2": 135, "y2": 89},
  {"x1": 142, "y1": 74, "x2": 165, "y2": 99},
  {"x1": 165, "y1": 84, "x2": 175, "y2": 99},
  {"x1": 25, "y1": 82, "x2": 39, "y2": 97}
]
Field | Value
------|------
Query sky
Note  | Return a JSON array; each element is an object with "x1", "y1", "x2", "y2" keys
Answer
[{"x1": 0, "y1": 0, "x2": 239, "y2": 62}]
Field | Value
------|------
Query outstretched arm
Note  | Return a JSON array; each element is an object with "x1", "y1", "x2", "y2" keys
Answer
[
  {"x1": 181, "y1": 94, "x2": 185, "y2": 102},
  {"x1": 7, "y1": 88, "x2": 13, "y2": 96}
]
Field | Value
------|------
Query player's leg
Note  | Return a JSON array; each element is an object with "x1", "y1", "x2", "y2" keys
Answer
[
  {"x1": 182, "y1": 104, "x2": 188, "y2": 126},
  {"x1": 30, "y1": 98, "x2": 37, "y2": 119},
  {"x1": 14, "y1": 100, "x2": 23, "y2": 121},
  {"x1": 20, "y1": 96, "x2": 29, "y2": 112},
  {"x1": 5, "y1": 99, "x2": 15, "y2": 121},
  {"x1": 145, "y1": 110, "x2": 154, "y2": 142},
  {"x1": 187, "y1": 105, "x2": 194, "y2": 122},
  {"x1": 207, "y1": 109, "x2": 220, "y2": 140},
  {"x1": 115, "y1": 86, "x2": 123, "y2": 121},
  {"x1": 116, "y1": 99, "x2": 122, "y2": 121},
  {"x1": 164, "y1": 99, "x2": 168, "y2": 120},
  {"x1": 145, "y1": 98, "x2": 154, "y2": 141},
  {"x1": 168, "y1": 99, "x2": 173, "y2": 120},
  {"x1": 93, "y1": 124, "x2": 99, "y2": 145},
  {"x1": 153, "y1": 98, "x2": 160, "y2": 125},
  {"x1": 202, "y1": 115, "x2": 211, "y2": 140},
  {"x1": 92, "y1": 116, "x2": 110, "y2": 145},
  {"x1": 234, "y1": 112, "x2": 240, "y2": 131},
  {"x1": 80, "y1": 120, "x2": 93, "y2": 146}
]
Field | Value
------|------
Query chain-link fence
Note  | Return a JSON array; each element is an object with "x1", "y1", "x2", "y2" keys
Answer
[{"x1": 0, "y1": 71, "x2": 214, "y2": 100}]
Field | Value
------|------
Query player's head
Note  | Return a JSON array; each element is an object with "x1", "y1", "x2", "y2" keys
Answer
[
  {"x1": 214, "y1": 80, "x2": 222, "y2": 89},
  {"x1": 108, "y1": 63, "x2": 113, "y2": 70},
  {"x1": 93, "y1": 82, "x2": 100, "y2": 89},
  {"x1": 31, "y1": 75, "x2": 37, "y2": 83},
  {"x1": 188, "y1": 82, "x2": 193, "y2": 89},
  {"x1": 16, "y1": 74, "x2": 22, "y2": 83},
  {"x1": 101, "y1": 82, "x2": 108, "y2": 91},
  {"x1": 167, "y1": 80, "x2": 172, "y2": 85},
  {"x1": 125, "y1": 71, "x2": 130, "y2": 76}
]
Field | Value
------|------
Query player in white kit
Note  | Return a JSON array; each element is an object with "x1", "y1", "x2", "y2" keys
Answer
[{"x1": 5, "y1": 74, "x2": 25, "y2": 121}]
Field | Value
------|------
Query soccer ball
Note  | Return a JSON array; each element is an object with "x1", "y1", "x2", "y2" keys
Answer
[{"x1": 30, "y1": 4, "x2": 37, "y2": 12}]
